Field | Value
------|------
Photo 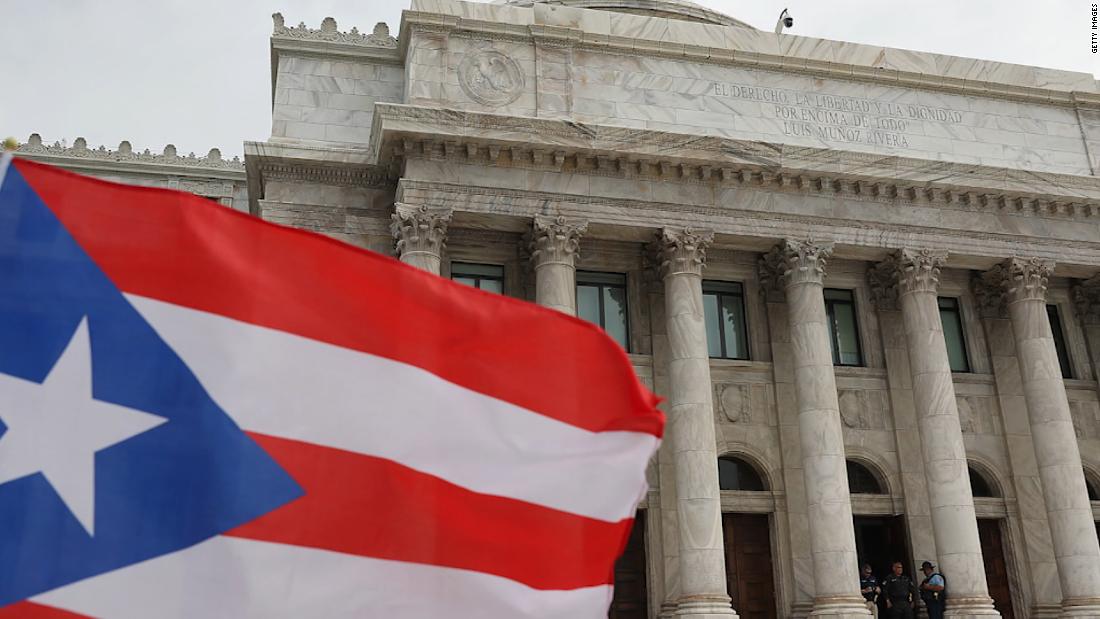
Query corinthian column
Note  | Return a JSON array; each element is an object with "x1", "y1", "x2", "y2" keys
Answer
[
  {"x1": 527, "y1": 215, "x2": 587, "y2": 314},
  {"x1": 390, "y1": 203, "x2": 452, "y2": 275},
  {"x1": 760, "y1": 239, "x2": 870, "y2": 619},
  {"x1": 871, "y1": 250, "x2": 999, "y2": 618},
  {"x1": 654, "y1": 228, "x2": 736, "y2": 618},
  {"x1": 976, "y1": 258, "x2": 1100, "y2": 617}
]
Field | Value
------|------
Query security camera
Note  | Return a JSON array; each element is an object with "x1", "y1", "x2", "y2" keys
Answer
[{"x1": 774, "y1": 8, "x2": 793, "y2": 34}]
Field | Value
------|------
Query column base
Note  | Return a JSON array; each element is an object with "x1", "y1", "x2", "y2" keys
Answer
[
  {"x1": 1060, "y1": 597, "x2": 1100, "y2": 618},
  {"x1": 945, "y1": 595, "x2": 1001, "y2": 617},
  {"x1": 674, "y1": 595, "x2": 739, "y2": 618},
  {"x1": 809, "y1": 596, "x2": 873, "y2": 618}
]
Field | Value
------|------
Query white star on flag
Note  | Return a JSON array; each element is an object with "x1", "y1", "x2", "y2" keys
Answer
[{"x1": 0, "y1": 317, "x2": 167, "y2": 535}]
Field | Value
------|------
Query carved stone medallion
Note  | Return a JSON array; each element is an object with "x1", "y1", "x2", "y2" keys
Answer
[{"x1": 458, "y1": 50, "x2": 525, "y2": 107}]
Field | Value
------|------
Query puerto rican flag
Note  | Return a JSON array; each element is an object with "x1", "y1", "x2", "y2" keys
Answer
[{"x1": 0, "y1": 155, "x2": 663, "y2": 618}]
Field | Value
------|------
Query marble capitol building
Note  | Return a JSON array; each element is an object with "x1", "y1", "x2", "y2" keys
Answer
[{"x1": 19, "y1": 0, "x2": 1100, "y2": 617}]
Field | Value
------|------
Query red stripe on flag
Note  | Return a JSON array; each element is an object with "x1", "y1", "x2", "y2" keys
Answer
[
  {"x1": 226, "y1": 432, "x2": 634, "y2": 591},
  {"x1": 0, "y1": 602, "x2": 91, "y2": 618},
  {"x1": 13, "y1": 159, "x2": 662, "y2": 437}
]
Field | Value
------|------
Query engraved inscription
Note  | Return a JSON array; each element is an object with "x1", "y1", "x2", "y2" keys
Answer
[{"x1": 711, "y1": 82, "x2": 966, "y2": 148}]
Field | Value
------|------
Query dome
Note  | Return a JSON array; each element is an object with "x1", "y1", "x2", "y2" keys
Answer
[{"x1": 502, "y1": 0, "x2": 755, "y2": 29}]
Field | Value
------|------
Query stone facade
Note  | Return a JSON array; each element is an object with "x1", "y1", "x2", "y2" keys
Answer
[{"x1": 20, "y1": 0, "x2": 1100, "y2": 616}]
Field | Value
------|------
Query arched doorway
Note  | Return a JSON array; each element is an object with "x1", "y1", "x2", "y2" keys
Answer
[
  {"x1": 969, "y1": 463, "x2": 1015, "y2": 619},
  {"x1": 719, "y1": 455, "x2": 777, "y2": 619},
  {"x1": 608, "y1": 510, "x2": 648, "y2": 619},
  {"x1": 847, "y1": 457, "x2": 910, "y2": 606}
]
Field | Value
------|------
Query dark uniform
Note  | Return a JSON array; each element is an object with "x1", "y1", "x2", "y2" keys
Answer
[
  {"x1": 860, "y1": 573, "x2": 879, "y2": 603},
  {"x1": 882, "y1": 572, "x2": 917, "y2": 619}
]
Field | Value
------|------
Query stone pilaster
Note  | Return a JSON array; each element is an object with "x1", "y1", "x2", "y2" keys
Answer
[
  {"x1": 1074, "y1": 275, "x2": 1100, "y2": 387},
  {"x1": 526, "y1": 215, "x2": 587, "y2": 315},
  {"x1": 390, "y1": 203, "x2": 452, "y2": 275},
  {"x1": 977, "y1": 258, "x2": 1100, "y2": 617},
  {"x1": 874, "y1": 250, "x2": 1000, "y2": 617},
  {"x1": 654, "y1": 227, "x2": 737, "y2": 618},
  {"x1": 760, "y1": 239, "x2": 870, "y2": 619}
]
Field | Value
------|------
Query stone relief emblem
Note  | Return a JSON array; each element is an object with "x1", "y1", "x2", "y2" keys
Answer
[
  {"x1": 458, "y1": 50, "x2": 525, "y2": 107},
  {"x1": 718, "y1": 384, "x2": 748, "y2": 423}
]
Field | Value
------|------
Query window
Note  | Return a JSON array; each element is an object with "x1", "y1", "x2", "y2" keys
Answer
[
  {"x1": 718, "y1": 456, "x2": 767, "y2": 491},
  {"x1": 825, "y1": 289, "x2": 863, "y2": 366},
  {"x1": 1048, "y1": 305, "x2": 1072, "y2": 379},
  {"x1": 968, "y1": 466, "x2": 998, "y2": 498},
  {"x1": 1086, "y1": 472, "x2": 1100, "y2": 502},
  {"x1": 451, "y1": 263, "x2": 504, "y2": 294},
  {"x1": 846, "y1": 460, "x2": 885, "y2": 495},
  {"x1": 702, "y1": 281, "x2": 749, "y2": 360},
  {"x1": 577, "y1": 271, "x2": 629, "y2": 351},
  {"x1": 938, "y1": 297, "x2": 971, "y2": 373}
]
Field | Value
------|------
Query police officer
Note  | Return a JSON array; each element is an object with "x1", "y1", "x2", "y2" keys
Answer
[
  {"x1": 881, "y1": 561, "x2": 918, "y2": 619},
  {"x1": 860, "y1": 563, "x2": 880, "y2": 619},
  {"x1": 919, "y1": 560, "x2": 946, "y2": 619}
]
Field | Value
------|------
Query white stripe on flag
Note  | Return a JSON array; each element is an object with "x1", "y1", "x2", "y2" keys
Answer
[
  {"x1": 128, "y1": 295, "x2": 657, "y2": 522},
  {"x1": 0, "y1": 152, "x2": 12, "y2": 189},
  {"x1": 32, "y1": 536, "x2": 614, "y2": 619}
]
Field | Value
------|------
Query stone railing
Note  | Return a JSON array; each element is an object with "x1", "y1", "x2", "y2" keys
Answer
[
  {"x1": 272, "y1": 13, "x2": 396, "y2": 48},
  {"x1": 16, "y1": 134, "x2": 244, "y2": 171}
]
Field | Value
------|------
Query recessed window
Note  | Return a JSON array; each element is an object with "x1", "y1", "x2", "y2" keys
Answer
[
  {"x1": 969, "y1": 466, "x2": 998, "y2": 498},
  {"x1": 846, "y1": 460, "x2": 885, "y2": 495},
  {"x1": 1085, "y1": 471, "x2": 1100, "y2": 501},
  {"x1": 1048, "y1": 305, "x2": 1072, "y2": 379},
  {"x1": 703, "y1": 281, "x2": 749, "y2": 360},
  {"x1": 451, "y1": 263, "x2": 504, "y2": 294},
  {"x1": 577, "y1": 271, "x2": 629, "y2": 351},
  {"x1": 825, "y1": 289, "x2": 863, "y2": 366},
  {"x1": 938, "y1": 297, "x2": 971, "y2": 373},
  {"x1": 718, "y1": 456, "x2": 767, "y2": 491}
]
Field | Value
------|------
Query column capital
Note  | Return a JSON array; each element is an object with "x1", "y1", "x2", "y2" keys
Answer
[
  {"x1": 526, "y1": 215, "x2": 587, "y2": 268},
  {"x1": 868, "y1": 249, "x2": 947, "y2": 311},
  {"x1": 759, "y1": 238, "x2": 834, "y2": 298},
  {"x1": 973, "y1": 257, "x2": 1054, "y2": 317},
  {"x1": 390, "y1": 202, "x2": 452, "y2": 259},
  {"x1": 1075, "y1": 274, "x2": 1100, "y2": 325},
  {"x1": 652, "y1": 227, "x2": 713, "y2": 279}
]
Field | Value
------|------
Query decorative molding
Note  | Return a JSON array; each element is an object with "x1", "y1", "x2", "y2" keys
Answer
[
  {"x1": 272, "y1": 13, "x2": 396, "y2": 48},
  {"x1": 374, "y1": 105, "x2": 1100, "y2": 223},
  {"x1": 16, "y1": 134, "x2": 243, "y2": 171},
  {"x1": 457, "y1": 50, "x2": 526, "y2": 107},
  {"x1": 396, "y1": 178, "x2": 1100, "y2": 268},
  {"x1": 390, "y1": 203, "x2": 453, "y2": 258},
  {"x1": 1075, "y1": 274, "x2": 1100, "y2": 326},
  {"x1": 868, "y1": 248, "x2": 947, "y2": 309},
  {"x1": 974, "y1": 257, "x2": 1055, "y2": 316},
  {"x1": 258, "y1": 161, "x2": 396, "y2": 188},
  {"x1": 760, "y1": 238, "x2": 833, "y2": 289},
  {"x1": 652, "y1": 227, "x2": 713, "y2": 279},
  {"x1": 526, "y1": 215, "x2": 587, "y2": 268},
  {"x1": 866, "y1": 259, "x2": 900, "y2": 312}
]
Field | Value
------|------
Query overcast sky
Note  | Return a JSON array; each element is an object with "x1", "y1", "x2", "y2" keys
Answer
[{"x1": 2, "y1": 0, "x2": 1098, "y2": 158}]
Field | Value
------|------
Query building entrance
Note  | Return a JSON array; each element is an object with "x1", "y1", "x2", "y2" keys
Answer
[
  {"x1": 722, "y1": 513, "x2": 777, "y2": 619},
  {"x1": 977, "y1": 518, "x2": 1015, "y2": 619},
  {"x1": 853, "y1": 515, "x2": 912, "y2": 612},
  {"x1": 608, "y1": 511, "x2": 648, "y2": 619}
]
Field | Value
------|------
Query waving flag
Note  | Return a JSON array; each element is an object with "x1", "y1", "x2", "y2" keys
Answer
[{"x1": 0, "y1": 155, "x2": 663, "y2": 618}]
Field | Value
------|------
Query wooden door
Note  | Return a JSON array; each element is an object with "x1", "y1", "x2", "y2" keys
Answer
[
  {"x1": 978, "y1": 518, "x2": 1015, "y2": 619},
  {"x1": 609, "y1": 511, "x2": 648, "y2": 619},
  {"x1": 723, "y1": 513, "x2": 778, "y2": 619}
]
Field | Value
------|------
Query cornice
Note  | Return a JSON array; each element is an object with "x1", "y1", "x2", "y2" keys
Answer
[
  {"x1": 397, "y1": 10, "x2": 1100, "y2": 109},
  {"x1": 372, "y1": 104, "x2": 1100, "y2": 222}
]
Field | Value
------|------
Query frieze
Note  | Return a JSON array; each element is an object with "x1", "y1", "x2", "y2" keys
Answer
[
  {"x1": 272, "y1": 13, "x2": 396, "y2": 49},
  {"x1": 258, "y1": 162, "x2": 396, "y2": 188},
  {"x1": 15, "y1": 134, "x2": 243, "y2": 171}
]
